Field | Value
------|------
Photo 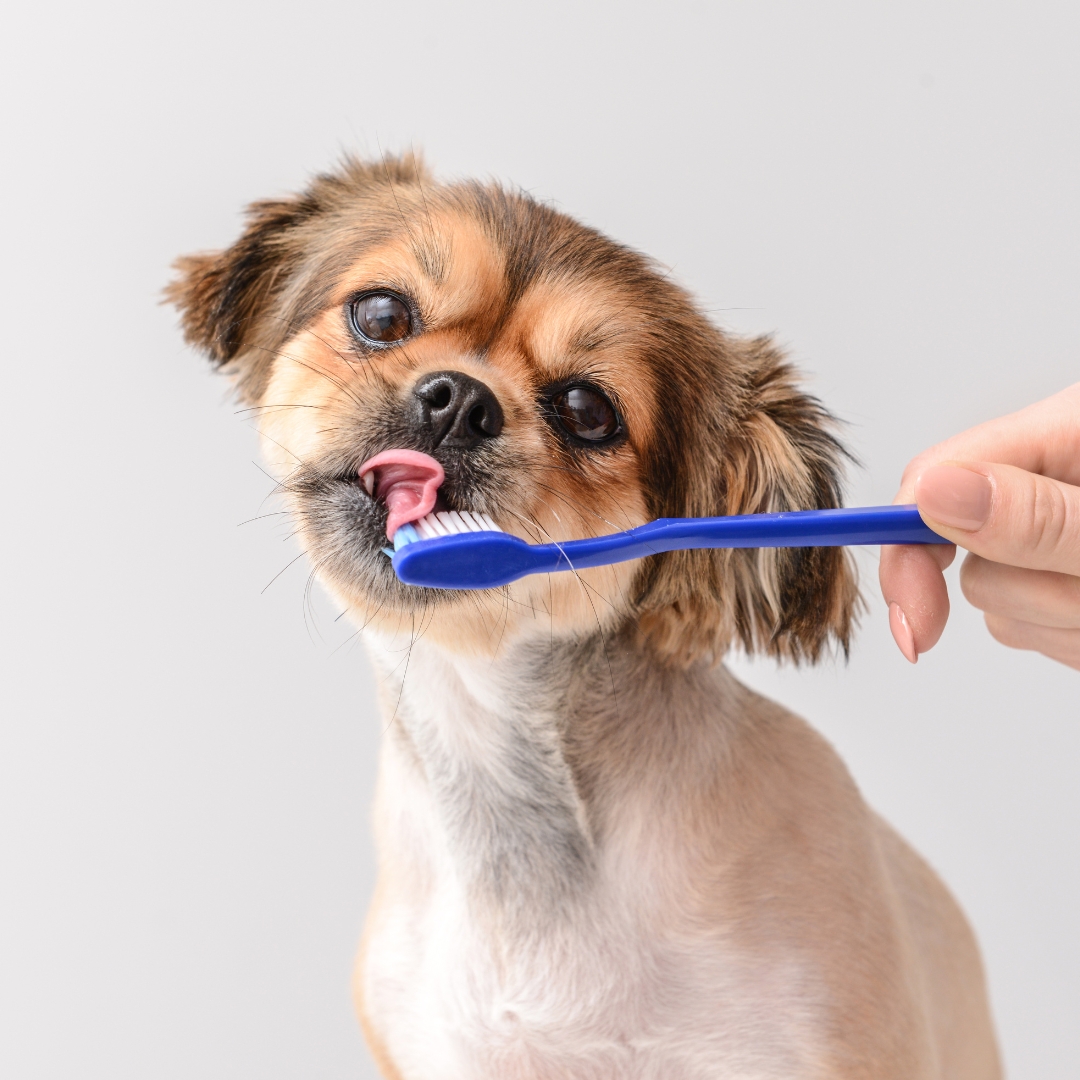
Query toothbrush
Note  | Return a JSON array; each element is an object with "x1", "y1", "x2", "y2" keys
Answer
[{"x1": 386, "y1": 505, "x2": 945, "y2": 590}]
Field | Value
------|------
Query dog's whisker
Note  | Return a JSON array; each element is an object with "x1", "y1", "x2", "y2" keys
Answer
[
  {"x1": 504, "y1": 508, "x2": 626, "y2": 619},
  {"x1": 237, "y1": 510, "x2": 293, "y2": 527},
  {"x1": 260, "y1": 550, "x2": 307, "y2": 594},
  {"x1": 235, "y1": 340, "x2": 370, "y2": 413},
  {"x1": 235, "y1": 403, "x2": 328, "y2": 414}
]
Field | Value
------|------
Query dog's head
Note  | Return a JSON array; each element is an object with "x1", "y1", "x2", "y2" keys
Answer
[{"x1": 167, "y1": 155, "x2": 858, "y2": 663}]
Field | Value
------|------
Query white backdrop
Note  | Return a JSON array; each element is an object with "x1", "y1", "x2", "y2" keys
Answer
[{"x1": 1, "y1": 2, "x2": 1077, "y2": 1076}]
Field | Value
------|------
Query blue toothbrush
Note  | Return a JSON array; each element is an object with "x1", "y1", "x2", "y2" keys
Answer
[{"x1": 386, "y1": 505, "x2": 945, "y2": 590}]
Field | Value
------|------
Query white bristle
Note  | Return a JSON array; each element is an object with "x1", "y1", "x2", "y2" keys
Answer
[{"x1": 411, "y1": 510, "x2": 503, "y2": 539}]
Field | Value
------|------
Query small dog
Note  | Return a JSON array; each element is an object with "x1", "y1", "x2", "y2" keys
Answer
[{"x1": 169, "y1": 155, "x2": 1001, "y2": 1079}]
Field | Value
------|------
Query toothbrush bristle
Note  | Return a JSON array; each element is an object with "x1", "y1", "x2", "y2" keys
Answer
[
  {"x1": 431, "y1": 510, "x2": 502, "y2": 535},
  {"x1": 399, "y1": 510, "x2": 502, "y2": 546}
]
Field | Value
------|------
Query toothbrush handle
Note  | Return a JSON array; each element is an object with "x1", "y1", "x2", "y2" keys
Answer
[
  {"x1": 542, "y1": 505, "x2": 945, "y2": 572},
  {"x1": 392, "y1": 505, "x2": 947, "y2": 590}
]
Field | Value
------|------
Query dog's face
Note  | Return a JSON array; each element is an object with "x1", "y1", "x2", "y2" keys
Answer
[{"x1": 168, "y1": 156, "x2": 858, "y2": 663}]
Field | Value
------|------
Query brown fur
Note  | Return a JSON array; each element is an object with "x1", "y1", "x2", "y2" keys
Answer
[{"x1": 166, "y1": 153, "x2": 858, "y2": 663}]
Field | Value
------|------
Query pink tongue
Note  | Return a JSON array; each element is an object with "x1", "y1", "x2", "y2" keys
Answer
[{"x1": 359, "y1": 450, "x2": 445, "y2": 540}]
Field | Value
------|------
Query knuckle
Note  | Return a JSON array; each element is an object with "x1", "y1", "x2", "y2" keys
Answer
[
  {"x1": 1028, "y1": 479, "x2": 1071, "y2": 556},
  {"x1": 985, "y1": 613, "x2": 1024, "y2": 647}
]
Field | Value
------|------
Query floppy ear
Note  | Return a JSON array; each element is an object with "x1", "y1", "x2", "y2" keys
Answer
[
  {"x1": 635, "y1": 335, "x2": 861, "y2": 665},
  {"x1": 165, "y1": 152, "x2": 431, "y2": 401},
  {"x1": 164, "y1": 195, "x2": 313, "y2": 399}
]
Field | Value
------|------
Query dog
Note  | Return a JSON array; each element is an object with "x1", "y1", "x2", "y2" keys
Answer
[{"x1": 168, "y1": 155, "x2": 1001, "y2": 1079}]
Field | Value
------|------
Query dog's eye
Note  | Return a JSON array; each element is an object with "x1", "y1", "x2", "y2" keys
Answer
[
  {"x1": 552, "y1": 386, "x2": 621, "y2": 443},
  {"x1": 350, "y1": 293, "x2": 412, "y2": 344}
]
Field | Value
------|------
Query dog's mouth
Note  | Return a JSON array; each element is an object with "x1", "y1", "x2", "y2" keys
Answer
[
  {"x1": 293, "y1": 443, "x2": 515, "y2": 604},
  {"x1": 358, "y1": 449, "x2": 449, "y2": 540}
]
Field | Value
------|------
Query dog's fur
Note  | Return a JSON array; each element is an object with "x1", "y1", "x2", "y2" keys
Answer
[{"x1": 169, "y1": 155, "x2": 1001, "y2": 1078}]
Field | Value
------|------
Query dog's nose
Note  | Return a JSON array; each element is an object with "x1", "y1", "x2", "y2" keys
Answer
[{"x1": 412, "y1": 371, "x2": 504, "y2": 450}]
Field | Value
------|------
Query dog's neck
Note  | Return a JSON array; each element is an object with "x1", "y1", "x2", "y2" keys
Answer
[{"x1": 363, "y1": 626, "x2": 744, "y2": 925}]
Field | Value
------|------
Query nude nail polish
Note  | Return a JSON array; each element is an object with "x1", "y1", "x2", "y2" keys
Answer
[{"x1": 889, "y1": 602, "x2": 918, "y2": 664}]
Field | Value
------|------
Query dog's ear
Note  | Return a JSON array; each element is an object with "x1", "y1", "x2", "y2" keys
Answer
[
  {"x1": 634, "y1": 335, "x2": 861, "y2": 665},
  {"x1": 165, "y1": 196, "x2": 311, "y2": 377},
  {"x1": 165, "y1": 152, "x2": 430, "y2": 401}
]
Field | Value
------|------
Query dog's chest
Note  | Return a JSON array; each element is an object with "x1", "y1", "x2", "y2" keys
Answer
[
  {"x1": 362, "y1": 739, "x2": 820, "y2": 1080},
  {"x1": 359, "y1": 642, "x2": 824, "y2": 1078},
  {"x1": 362, "y1": 862, "x2": 818, "y2": 1080}
]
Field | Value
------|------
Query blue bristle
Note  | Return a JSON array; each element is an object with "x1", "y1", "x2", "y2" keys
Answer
[{"x1": 393, "y1": 523, "x2": 420, "y2": 550}]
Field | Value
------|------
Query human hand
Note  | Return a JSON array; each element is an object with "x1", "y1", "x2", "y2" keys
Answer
[{"x1": 879, "y1": 383, "x2": 1080, "y2": 670}]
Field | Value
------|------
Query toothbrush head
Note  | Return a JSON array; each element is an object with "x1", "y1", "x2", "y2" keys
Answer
[
  {"x1": 386, "y1": 511, "x2": 540, "y2": 589},
  {"x1": 382, "y1": 509, "x2": 503, "y2": 554}
]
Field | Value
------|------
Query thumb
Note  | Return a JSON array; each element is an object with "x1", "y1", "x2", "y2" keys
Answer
[{"x1": 914, "y1": 462, "x2": 1080, "y2": 575}]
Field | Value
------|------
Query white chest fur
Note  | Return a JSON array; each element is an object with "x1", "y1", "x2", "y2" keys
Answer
[{"x1": 356, "y1": 634, "x2": 835, "y2": 1079}]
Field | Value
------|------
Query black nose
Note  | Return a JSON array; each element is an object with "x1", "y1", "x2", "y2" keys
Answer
[{"x1": 412, "y1": 370, "x2": 504, "y2": 450}]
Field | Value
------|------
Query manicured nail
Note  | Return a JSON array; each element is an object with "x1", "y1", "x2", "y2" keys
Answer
[
  {"x1": 914, "y1": 464, "x2": 992, "y2": 531},
  {"x1": 889, "y1": 602, "x2": 918, "y2": 664}
]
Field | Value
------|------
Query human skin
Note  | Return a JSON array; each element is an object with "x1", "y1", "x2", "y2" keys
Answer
[{"x1": 879, "y1": 383, "x2": 1080, "y2": 670}]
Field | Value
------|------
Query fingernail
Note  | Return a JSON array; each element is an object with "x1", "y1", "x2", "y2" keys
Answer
[
  {"x1": 889, "y1": 602, "x2": 918, "y2": 664},
  {"x1": 914, "y1": 465, "x2": 992, "y2": 531}
]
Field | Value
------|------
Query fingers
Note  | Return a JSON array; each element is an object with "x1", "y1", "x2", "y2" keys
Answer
[
  {"x1": 881, "y1": 383, "x2": 1080, "y2": 662},
  {"x1": 961, "y1": 552, "x2": 1080, "y2": 669},
  {"x1": 879, "y1": 542, "x2": 956, "y2": 663},
  {"x1": 983, "y1": 615, "x2": 1080, "y2": 671},
  {"x1": 960, "y1": 555, "x2": 1080, "y2": 628},
  {"x1": 915, "y1": 462, "x2": 1080, "y2": 577}
]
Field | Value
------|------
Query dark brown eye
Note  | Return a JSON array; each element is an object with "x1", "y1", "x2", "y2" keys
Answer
[
  {"x1": 350, "y1": 293, "x2": 412, "y2": 344},
  {"x1": 551, "y1": 385, "x2": 621, "y2": 443}
]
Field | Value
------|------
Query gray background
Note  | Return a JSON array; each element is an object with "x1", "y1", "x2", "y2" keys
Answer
[{"x1": 2, "y1": 1, "x2": 1077, "y2": 1076}]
